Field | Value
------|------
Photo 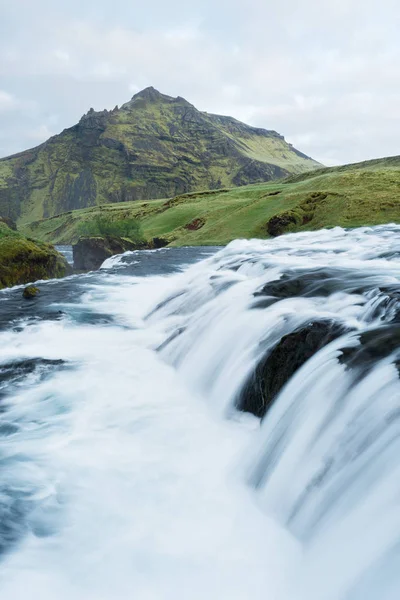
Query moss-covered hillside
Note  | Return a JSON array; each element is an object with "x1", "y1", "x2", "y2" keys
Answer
[
  {"x1": 0, "y1": 87, "x2": 319, "y2": 225},
  {"x1": 0, "y1": 222, "x2": 70, "y2": 289},
  {"x1": 22, "y1": 155, "x2": 400, "y2": 246}
]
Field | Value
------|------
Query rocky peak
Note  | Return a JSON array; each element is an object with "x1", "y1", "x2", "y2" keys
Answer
[
  {"x1": 131, "y1": 86, "x2": 167, "y2": 102},
  {"x1": 126, "y1": 87, "x2": 194, "y2": 107},
  {"x1": 78, "y1": 107, "x2": 110, "y2": 132},
  {"x1": 80, "y1": 107, "x2": 109, "y2": 120}
]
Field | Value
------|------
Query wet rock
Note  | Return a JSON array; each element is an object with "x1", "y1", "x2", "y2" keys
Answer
[
  {"x1": 254, "y1": 268, "x2": 383, "y2": 299},
  {"x1": 237, "y1": 320, "x2": 348, "y2": 418},
  {"x1": 22, "y1": 285, "x2": 39, "y2": 300},
  {"x1": 374, "y1": 285, "x2": 400, "y2": 323},
  {"x1": 255, "y1": 269, "x2": 343, "y2": 298},
  {"x1": 0, "y1": 358, "x2": 65, "y2": 386},
  {"x1": 73, "y1": 236, "x2": 148, "y2": 271},
  {"x1": 145, "y1": 290, "x2": 186, "y2": 320},
  {"x1": 339, "y1": 325, "x2": 400, "y2": 374},
  {"x1": 0, "y1": 358, "x2": 66, "y2": 402}
]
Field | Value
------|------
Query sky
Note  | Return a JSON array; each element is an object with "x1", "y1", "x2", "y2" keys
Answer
[{"x1": 1, "y1": 0, "x2": 399, "y2": 165}]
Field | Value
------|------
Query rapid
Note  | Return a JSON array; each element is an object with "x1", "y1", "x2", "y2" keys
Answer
[{"x1": 0, "y1": 226, "x2": 400, "y2": 599}]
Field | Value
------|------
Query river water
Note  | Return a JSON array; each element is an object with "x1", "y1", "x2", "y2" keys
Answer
[{"x1": 1, "y1": 227, "x2": 400, "y2": 599}]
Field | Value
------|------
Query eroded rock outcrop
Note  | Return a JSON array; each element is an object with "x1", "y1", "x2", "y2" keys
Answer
[
  {"x1": 73, "y1": 236, "x2": 141, "y2": 271},
  {"x1": 266, "y1": 192, "x2": 329, "y2": 236},
  {"x1": 0, "y1": 222, "x2": 71, "y2": 289},
  {"x1": 237, "y1": 320, "x2": 348, "y2": 418},
  {"x1": 73, "y1": 235, "x2": 171, "y2": 271}
]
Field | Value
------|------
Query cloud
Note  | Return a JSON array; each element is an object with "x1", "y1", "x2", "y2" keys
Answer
[
  {"x1": 26, "y1": 124, "x2": 55, "y2": 142},
  {"x1": 0, "y1": 90, "x2": 18, "y2": 112},
  {"x1": 0, "y1": 0, "x2": 399, "y2": 165}
]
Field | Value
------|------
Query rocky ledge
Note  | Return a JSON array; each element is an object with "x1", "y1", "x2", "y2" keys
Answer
[
  {"x1": 73, "y1": 236, "x2": 169, "y2": 271},
  {"x1": 237, "y1": 320, "x2": 348, "y2": 418},
  {"x1": 0, "y1": 221, "x2": 71, "y2": 289}
]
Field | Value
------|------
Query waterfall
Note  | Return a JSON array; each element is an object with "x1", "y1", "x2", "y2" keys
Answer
[{"x1": 0, "y1": 226, "x2": 399, "y2": 598}]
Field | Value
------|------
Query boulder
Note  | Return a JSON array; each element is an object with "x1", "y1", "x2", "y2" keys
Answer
[
  {"x1": 73, "y1": 236, "x2": 148, "y2": 271},
  {"x1": 23, "y1": 286, "x2": 40, "y2": 299},
  {"x1": 237, "y1": 320, "x2": 348, "y2": 418},
  {"x1": 254, "y1": 267, "x2": 380, "y2": 299}
]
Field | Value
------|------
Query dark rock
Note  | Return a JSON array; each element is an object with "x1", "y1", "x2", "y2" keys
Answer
[
  {"x1": 263, "y1": 190, "x2": 281, "y2": 197},
  {"x1": 101, "y1": 137, "x2": 125, "y2": 152},
  {"x1": 267, "y1": 213, "x2": 297, "y2": 236},
  {"x1": 22, "y1": 286, "x2": 40, "y2": 300},
  {"x1": 339, "y1": 325, "x2": 400, "y2": 374},
  {"x1": 266, "y1": 193, "x2": 329, "y2": 236},
  {"x1": 237, "y1": 320, "x2": 348, "y2": 418},
  {"x1": 58, "y1": 169, "x2": 97, "y2": 212},
  {"x1": 151, "y1": 237, "x2": 169, "y2": 249},
  {"x1": 373, "y1": 285, "x2": 400, "y2": 323},
  {"x1": 254, "y1": 268, "x2": 383, "y2": 299},
  {"x1": 73, "y1": 236, "x2": 147, "y2": 271}
]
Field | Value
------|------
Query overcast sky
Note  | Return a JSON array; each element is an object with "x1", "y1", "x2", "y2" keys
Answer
[{"x1": 1, "y1": 0, "x2": 399, "y2": 165}]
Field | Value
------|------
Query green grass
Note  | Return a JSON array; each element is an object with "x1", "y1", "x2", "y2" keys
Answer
[{"x1": 21, "y1": 156, "x2": 400, "y2": 246}]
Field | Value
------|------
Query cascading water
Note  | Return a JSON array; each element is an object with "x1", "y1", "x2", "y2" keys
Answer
[{"x1": 1, "y1": 226, "x2": 400, "y2": 599}]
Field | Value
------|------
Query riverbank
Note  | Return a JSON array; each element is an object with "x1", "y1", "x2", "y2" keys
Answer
[{"x1": 0, "y1": 222, "x2": 71, "y2": 290}]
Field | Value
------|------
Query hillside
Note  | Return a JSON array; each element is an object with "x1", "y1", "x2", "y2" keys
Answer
[
  {"x1": 0, "y1": 87, "x2": 319, "y2": 225},
  {"x1": 22, "y1": 155, "x2": 400, "y2": 246}
]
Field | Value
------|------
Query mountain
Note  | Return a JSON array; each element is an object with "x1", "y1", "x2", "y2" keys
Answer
[{"x1": 0, "y1": 87, "x2": 320, "y2": 224}]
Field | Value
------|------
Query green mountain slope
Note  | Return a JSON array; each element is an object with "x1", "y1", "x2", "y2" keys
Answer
[
  {"x1": 22, "y1": 155, "x2": 400, "y2": 246},
  {"x1": 0, "y1": 87, "x2": 319, "y2": 224}
]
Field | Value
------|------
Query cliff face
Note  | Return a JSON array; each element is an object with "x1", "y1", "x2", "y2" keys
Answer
[{"x1": 0, "y1": 87, "x2": 320, "y2": 224}]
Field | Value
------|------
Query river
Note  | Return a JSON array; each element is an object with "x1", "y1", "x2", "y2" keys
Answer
[{"x1": 1, "y1": 227, "x2": 400, "y2": 599}]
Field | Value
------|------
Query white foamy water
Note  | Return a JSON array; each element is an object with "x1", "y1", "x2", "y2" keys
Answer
[
  {"x1": 1, "y1": 225, "x2": 400, "y2": 599},
  {"x1": 0, "y1": 270, "x2": 296, "y2": 600}
]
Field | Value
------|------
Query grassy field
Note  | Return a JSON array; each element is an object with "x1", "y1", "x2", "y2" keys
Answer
[{"x1": 21, "y1": 156, "x2": 400, "y2": 246}]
